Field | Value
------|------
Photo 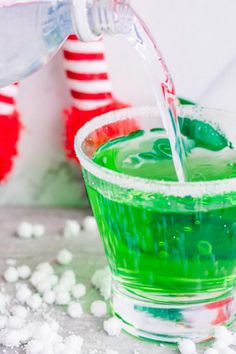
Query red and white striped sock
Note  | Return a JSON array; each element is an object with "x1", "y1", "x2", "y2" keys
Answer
[
  {"x1": 63, "y1": 34, "x2": 114, "y2": 111},
  {"x1": 62, "y1": 35, "x2": 133, "y2": 162},
  {"x1": 0, "y1": 83, "x2": 22, "y2": 181}
]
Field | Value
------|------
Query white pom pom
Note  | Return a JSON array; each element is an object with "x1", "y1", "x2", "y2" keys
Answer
[{"x1": 90, "y1": 300, "x2": 107, "y2": 318}]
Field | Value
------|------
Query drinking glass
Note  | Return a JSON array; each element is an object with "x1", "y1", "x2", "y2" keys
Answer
[{"x1": 75, "y1": 105, "x2": 236, "y2": 343}]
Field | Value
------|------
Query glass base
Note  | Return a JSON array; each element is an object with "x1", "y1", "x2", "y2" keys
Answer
[{"x1": 112, "y1": 284, "x2": 236, "y2": 343}]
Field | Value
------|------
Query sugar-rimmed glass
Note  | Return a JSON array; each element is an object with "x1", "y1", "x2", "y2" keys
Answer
[{"x1": 75, "y1": 105, "x2": 236, "y2": 343}]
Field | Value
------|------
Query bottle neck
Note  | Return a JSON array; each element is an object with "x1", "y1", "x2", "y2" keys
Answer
[{"x1": 72, "y1": 0, "x2": 133, "y2": 41}]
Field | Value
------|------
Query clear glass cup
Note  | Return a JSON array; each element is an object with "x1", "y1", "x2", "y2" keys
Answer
[{"x1": 75, "y1": 105, "x2": 236, "y2": 343}]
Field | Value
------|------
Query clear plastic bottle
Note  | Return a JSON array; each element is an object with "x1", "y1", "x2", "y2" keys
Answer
[{"x1": 0, "y1": 0, "x2": 133, "y2": 87}]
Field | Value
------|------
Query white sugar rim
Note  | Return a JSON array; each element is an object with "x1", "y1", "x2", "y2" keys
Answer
[{"x1": 74, "y1": 105, "x2": 236, "y2": 197}]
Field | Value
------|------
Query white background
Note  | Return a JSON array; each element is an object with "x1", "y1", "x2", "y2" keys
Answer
[{"x1": 1, "y1": 0, "x2": 236, "y2": 206}]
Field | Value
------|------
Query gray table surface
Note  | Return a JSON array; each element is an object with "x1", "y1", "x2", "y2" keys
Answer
[{"x1": 0, "y1": 207, "x2": 209, "y2": 354}]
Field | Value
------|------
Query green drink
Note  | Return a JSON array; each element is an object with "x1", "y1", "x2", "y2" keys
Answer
[{"x1": 75, "y1": 106, "x2": 236, "y2": 343}]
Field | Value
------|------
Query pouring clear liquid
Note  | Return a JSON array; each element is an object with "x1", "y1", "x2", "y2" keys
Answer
[{"x1": 127, "y1": 11, "x2": 187, "y2": 181}]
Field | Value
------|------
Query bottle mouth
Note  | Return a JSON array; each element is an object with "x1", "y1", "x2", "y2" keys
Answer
[
  {"x1": 72, "y1": 0, "x2": 100, "y2": 41},
  {"x1": 72, "y1": 0, "x2": 134, "y2": 41}
]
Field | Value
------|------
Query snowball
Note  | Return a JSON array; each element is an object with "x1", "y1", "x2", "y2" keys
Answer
[
  {"x1": 49, "y1": 275, "x2": 58, "y2": 287},
  {"x1": 30, "y1": 271, "x2": 46, "y2": 287},
  {"x1": 178, "y1": 339, "x2": 196, "y2": 354},
  {"x1": 63, "y1": 220, "x2": 81, "y2": 238},
  {"x1": 91, "y1": 266, "x2": 111, "y2": 300},
  {"x1": 90, "y1": 300, "x2": 107, "y2": 318},
  {"x1": 56, "y1": 292, "x2": 71, "y2": 305},
  {"x1": 59, "y1": 272, "x2": 76, "y2": 291},
  {"x1": 16, "y1": 222, "x2": 33, "y2": 239},
  {"x1": 103, "y1": 317, "x2": 123, "y2": 337},
  {"x1": 16, "y1": 286, "x2": 32, "y2": 303},
  {"x1": 56, "y1": 249, "x2": 73, "y2": 265},
  {"x1": 17, "y1": 265, "x2": 31, "y2": 279},
  {"x1": 71, "y1": 284, "x2": 86, "y2": 299},
  {"x1": 82, "y1": 216, "x2": 98, "y2": 232},
  {"x1": 36, "y1": 262, "x2": 54, "y2": 275},
  {"x1": 67, "y1": 302, "x2": 83, "y2": 318},
  {"x1": 36, "y1": 279, "x2": 53, "y2": 294},
  {"x1": 32, "y1": 224, "x2": 45, "y2": 238},
  {"x1": 4, "y1": 267, "x2": 19, "y2": 283},
  {"x1": 43, "y1": 290, "x2": 56, "y2": 305},
  {"x1": 11, "y1": 305, "x2": 28, "y2": 319},
  {"x1": 27, "y1": 294, "x2": 42, "y2": 310}
]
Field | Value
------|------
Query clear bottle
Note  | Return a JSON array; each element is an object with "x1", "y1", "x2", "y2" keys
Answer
[{"x1": 0, "y1": 0, "x2": 133, "y2": 87}]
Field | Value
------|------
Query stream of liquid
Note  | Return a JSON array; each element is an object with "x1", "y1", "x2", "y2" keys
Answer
[{"x1": 127, "y1": 10, "x2": 188, "y2": 182}]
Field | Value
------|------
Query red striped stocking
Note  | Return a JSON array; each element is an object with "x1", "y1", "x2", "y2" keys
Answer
[
  {"x1": 0, "y1": 83, "x2": 22, "y2": 181},
  {"x1": 63, "y1": 35, "x2": 137, "y2": 162}
]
